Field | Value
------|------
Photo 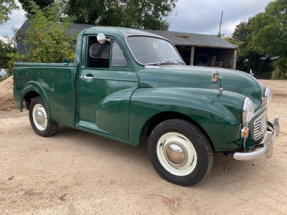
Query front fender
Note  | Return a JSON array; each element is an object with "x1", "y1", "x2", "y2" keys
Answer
[
  {"x1": 19, "y1": 81, "x2": 51, "y2": 119},
  {"x1": 129, "y1": 88, "x2": 245, "y2": 151},
  {"x1": 95, "y1": 87, "x2": 136, "y2": 139}
]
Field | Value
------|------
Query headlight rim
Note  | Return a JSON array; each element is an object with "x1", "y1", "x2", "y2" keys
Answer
[{"x1": 242, "y1": 97, "x2": 255, "y2": 125}]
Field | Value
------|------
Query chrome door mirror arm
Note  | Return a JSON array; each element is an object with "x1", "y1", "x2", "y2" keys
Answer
[{"x1": 211, "y1": 70, "x2": 223, "y2": 91}]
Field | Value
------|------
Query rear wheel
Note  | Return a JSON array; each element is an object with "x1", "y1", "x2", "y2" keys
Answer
[
  {"x1": 29, "y1": 96, "x2": 58, "y2": 137},
  {"x1": 148, "y1": 119, "x2": 213, "y2": 186}
]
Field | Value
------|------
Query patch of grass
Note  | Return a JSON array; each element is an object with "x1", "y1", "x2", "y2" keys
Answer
[{"x1": 271, "y1": 67, "x2": 287, "y2": 79}]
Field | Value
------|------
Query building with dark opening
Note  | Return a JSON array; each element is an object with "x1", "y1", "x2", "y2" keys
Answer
[
  {"x1": 17, "y1": 21, "x2": 238, "y2": 69},
  {"x1": 147, "y1": 30, "x2": 238, "y2": 70}
]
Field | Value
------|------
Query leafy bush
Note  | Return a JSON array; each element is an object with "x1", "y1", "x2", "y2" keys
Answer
[
  {"x1": 272, "y1": 66, "x2": 287, "y2": 80},
  {"x1": 9, "y1": 0, "x2": 76, "y2": 69},
  {"x1": 0, "y1": 37, "x2": 16, "y2": 75}
]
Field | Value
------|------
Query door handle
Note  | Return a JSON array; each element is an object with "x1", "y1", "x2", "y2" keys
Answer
[{"x1": 80, "y1": 75, "x2": 94, "y2": 81}]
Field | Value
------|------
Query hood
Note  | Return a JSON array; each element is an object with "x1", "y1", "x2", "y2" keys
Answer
[{"x1": 138, "y1": 65, "x2": 263, "y2": 110}]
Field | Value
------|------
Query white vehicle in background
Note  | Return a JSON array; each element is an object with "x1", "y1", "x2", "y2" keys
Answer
[{"x1": 0, "y1": 69, "x2": 7, "y2": 79}]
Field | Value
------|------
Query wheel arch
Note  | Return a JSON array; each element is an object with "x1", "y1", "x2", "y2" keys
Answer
[
  {"x1": 23, "y1": 91, "x2": 40, "y2": 108},
  {"x1": 20, "y1": 81, "x2": 51, "y2": 119},
  {"x1": 139, "y1": 111, "x2": 215, "y2": 151}
]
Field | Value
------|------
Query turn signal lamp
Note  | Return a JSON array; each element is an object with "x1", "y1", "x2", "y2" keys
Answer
[{"x1": 241, "y1": 126, "x2": 249, "y2": 138}]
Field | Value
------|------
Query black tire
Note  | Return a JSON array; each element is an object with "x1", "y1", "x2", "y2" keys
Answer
[
  {"x1": 148, "y1": 119, "x2": 213, "y2": 186},
  {"x1": 29, "y1": 96, "x2": 58, "y2": 137}
]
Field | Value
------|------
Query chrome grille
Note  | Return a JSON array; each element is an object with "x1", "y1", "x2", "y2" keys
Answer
[{"x1": 254, "y1": 110, "x2": 267, "y2": 141}]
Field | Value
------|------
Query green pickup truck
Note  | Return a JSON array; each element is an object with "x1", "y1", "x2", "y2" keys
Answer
[{"x1": 13, "y1": 27, "x2": 280, "y2": 186}]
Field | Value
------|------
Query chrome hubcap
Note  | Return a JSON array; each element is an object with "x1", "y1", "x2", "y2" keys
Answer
[
  {"x1": 164, "y1": 142, "x2": 188, "y2": 167},
  {"x1": 32, "y1": 104, "x2": 47, "y2": 131},
  {"x1": 35, "y1": 110, "x2": 45, "y2": 126},
  {"x1": 156, "y1": 132, "x2": 197, "y2": 176}
]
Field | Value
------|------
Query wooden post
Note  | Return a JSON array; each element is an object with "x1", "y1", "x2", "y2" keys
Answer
[
  {"x1": 190, "y1": 46, "x2": 195, "y2": 66},
  {"x1": 233, "y1": 49, "x2": 237, "y2": 70}
]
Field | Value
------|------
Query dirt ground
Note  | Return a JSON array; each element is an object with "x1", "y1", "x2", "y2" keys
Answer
[
  {"x1": 0, "y1": 77, "x2": 18, "y2": 113},
  {"x1": 0, "y1": 77, "x2": 287, "y2": 215}
]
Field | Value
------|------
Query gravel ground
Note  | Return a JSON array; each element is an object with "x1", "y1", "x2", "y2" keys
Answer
[{"x1": 0, "y1": 80, "x2": 287, "y2": 215}]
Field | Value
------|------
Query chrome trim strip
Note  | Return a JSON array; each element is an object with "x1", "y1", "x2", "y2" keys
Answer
[
  {"x1": 144, "y1": 65, "x2": 163, "y2": 69},
  {"x1": 246, "y1": 104, "x2": 267, "y2": 126},
  {"x1": 253, "y1": 109, "x2": 267, "y2": 141},
  {"x1": 253, "y1": 104, "x2": 267, "y2": 118}
]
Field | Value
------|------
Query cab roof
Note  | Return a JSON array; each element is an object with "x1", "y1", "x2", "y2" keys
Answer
[{"x1": 80, "y1": 26, "x2": 164, "y2": 40}]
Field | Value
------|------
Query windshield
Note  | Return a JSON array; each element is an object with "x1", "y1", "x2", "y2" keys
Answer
[{"x1": 126, "y1": 36, "x2": 184, "y2": 65}]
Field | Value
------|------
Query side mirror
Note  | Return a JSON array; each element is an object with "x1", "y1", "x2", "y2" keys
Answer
[
  {"x1": 97, "y1": 33, "x2": 110, "y2": 44},
  {"x1": 211, "y1": 70, "x2": 223, "y2": 91},
  {"x1": 211, "y1": 71, "x2": 220, "y2": 83}
]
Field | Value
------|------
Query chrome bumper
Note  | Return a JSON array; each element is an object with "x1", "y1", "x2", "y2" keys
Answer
[{"x1": 233, "y1": 117, "x2": 280, "y2": 161}]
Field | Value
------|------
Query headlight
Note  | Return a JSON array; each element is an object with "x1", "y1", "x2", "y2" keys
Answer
[
  {"x1": 264, "y1": 87, "x2": 272, "y2": 103},
  {"x1": 242, "y1": 97, "x2": 254, "y2": 125}
]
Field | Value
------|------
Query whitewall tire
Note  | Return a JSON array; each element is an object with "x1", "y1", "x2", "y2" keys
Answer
[
  {"x1": 29, "y1": 96, "x2": 58, "y2": 137},
  {"x1": 148, "y1": 119, "x2": 213, "y2": 186}
]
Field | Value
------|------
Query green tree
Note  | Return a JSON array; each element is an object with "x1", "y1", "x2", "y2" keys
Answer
[
  {"x1": 251, "y1": 0, "x2": 287, "y2": 78},
  {"x1": 226, "y1": 18, "x2": 274, "y2": 76},
  {"x1": 18, "y1": 0, "x2": 54, "y2": 19},
  {"x1": 0, "y1": 0, "x2": 19, "y2": 25},
  {"x1": 65, "y1": 0, "x2": 178, "y2": 30},
  {"x1": 0, "y1": 36, "x2": 16, "y2": 68},
  {"x1": 0, "y1": 27, "x2": 17, "y2": 76},
  {"x1": 8, "y1": 1, "x2": 76, "y2": 69}
]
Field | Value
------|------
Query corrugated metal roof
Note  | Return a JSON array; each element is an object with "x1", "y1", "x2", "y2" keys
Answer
[
  {"x1": 17, "y1": 21, "x2": 238, "y2": 49},
  {"x1": 146, "y1": 30, "x2": 238, "y2": 49}
]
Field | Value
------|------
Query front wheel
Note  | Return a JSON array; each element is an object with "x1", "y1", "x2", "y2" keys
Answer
[
  {"x1": 29, "y1": 96, "x2": 58, "y2": 137},
  {"x1": 148, "y1": 119, "x2": 213, "y2": 186}
]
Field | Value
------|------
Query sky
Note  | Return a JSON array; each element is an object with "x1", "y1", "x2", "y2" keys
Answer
[
  {"x1": 168, "y1": 0, "x2": 274, "y2": 36},
  {"x1": 1, "y1": 0, "x2": 274, "y2": 39}
]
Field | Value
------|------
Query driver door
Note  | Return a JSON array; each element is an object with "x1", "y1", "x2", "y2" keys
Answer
[{"x1": 77, "y1": 35, "x2": 138, "y2": 139}]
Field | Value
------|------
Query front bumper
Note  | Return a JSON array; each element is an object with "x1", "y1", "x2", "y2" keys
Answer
[{"x1": 233, "y1": 117, "x2": 280, "y2": 161}]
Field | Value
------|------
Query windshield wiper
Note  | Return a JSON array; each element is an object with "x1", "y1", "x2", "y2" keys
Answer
[
  {"x1": 157, "y1": 60, "x2": 181, "y2": 66},
  {"x1": 144, "y1": 60, "x2": 183, "y2": 66},
  {"x1": 145, "y1": 62, "x2": 159, "y2": 66}
]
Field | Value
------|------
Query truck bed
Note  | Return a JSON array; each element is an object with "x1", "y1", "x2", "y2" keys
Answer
[{"x1": 13, "y1": 62, "x2": 78, "y2": 128}]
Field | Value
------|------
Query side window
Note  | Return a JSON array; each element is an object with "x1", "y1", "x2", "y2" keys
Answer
[
  {"x1": 111, "y1": 40, "x2": 128, "y2": 67},
  {"x1": 87, "y1": 36, "x2": 110, "y2": 68},
  {"x1": 90, "y1": 43, "x2": 109, "y2": 59}
]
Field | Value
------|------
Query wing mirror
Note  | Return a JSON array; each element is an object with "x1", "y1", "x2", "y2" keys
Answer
[
  {"x1": 211, "y1": 71, "x2": 220, "y2": 83},
  {"x1": 97, "y1": 33, "x2": 110, "y2": 44},
  {"x1": 211, "y1": 71, "x2": 223, "y2": 91}
]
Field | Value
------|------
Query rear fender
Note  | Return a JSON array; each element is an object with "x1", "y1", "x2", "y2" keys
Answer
[{"x1": 20, "y1": 81, "x2": 51, "y2": 119}]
